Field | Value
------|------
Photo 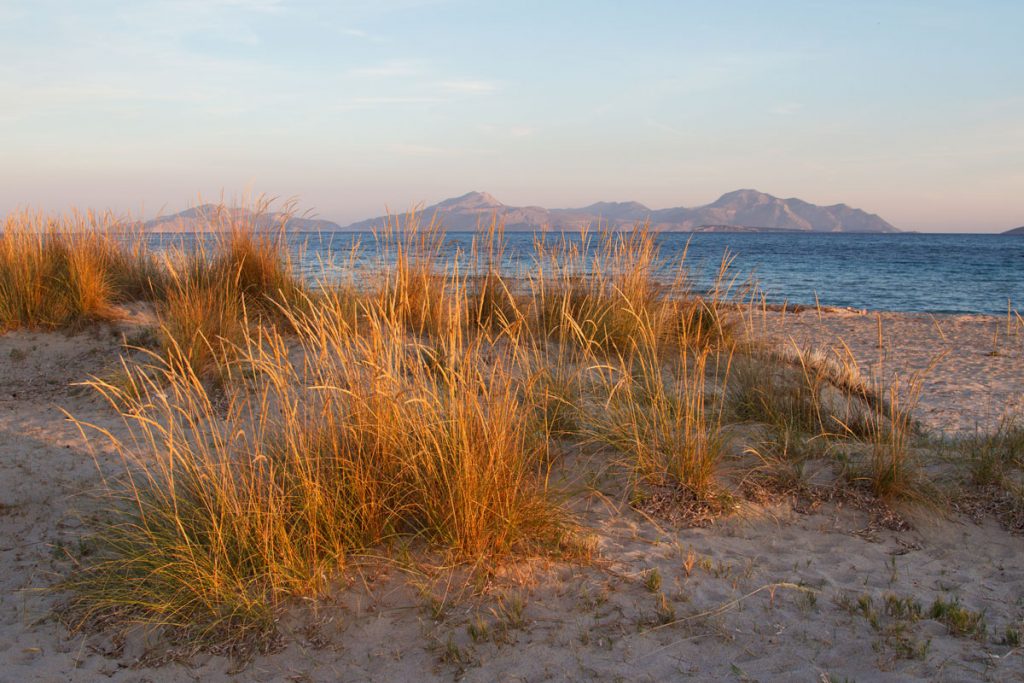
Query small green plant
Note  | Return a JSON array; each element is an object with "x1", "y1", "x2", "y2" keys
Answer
[
  {"x1": 883, "y1": 593, "x2": 922, "y2": 621},
  {"x1": 928, "y1": 596, "x2": 986, "y2": 638},
  {"x1": 959, "y1": 416, "x2": 1024, "y2": 487},
  {"x1": 495, "y1": 593, "x2": 527, "y2": 630},
  {"x1": 644, "y1": 568, "x2": 662, "y2": 593},
  {"x1": 467, "y1": 616, "x2": 489, "y2": 643}
]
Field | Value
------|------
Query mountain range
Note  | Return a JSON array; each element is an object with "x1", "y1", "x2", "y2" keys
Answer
[
  {"x1": 1004, "y1": 226, "x2": 1024, "y2": 235},
  {"x1": 144, "y1": 189, "x2": 899, "y2": 233},
  {"x1": 142, "y1": 204, "x2": 343, "y2": 233}
]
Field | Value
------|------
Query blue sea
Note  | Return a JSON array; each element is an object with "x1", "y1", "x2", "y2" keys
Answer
[{"x1": 150, "y1": 231, "x2": 1024, "y2": 316}]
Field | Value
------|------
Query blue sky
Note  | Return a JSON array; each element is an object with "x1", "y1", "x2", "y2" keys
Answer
[{"x1": 1, "y1": 0, "x2": 1021, "y2": 231}]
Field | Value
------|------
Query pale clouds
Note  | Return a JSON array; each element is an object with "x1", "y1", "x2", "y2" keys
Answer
[
  {"x1": 771, "y1": 102, "x2": 804, "y2": 116},
  {"x1": 346, "y1": 60, "x2": 423, "y2": 79},
  {"x1": 434, "y1": 80, "x2": 498, "y2": 93}
]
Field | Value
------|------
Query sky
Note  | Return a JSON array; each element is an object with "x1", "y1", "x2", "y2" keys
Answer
[{"x1": 1, "y1": 0, "x2": 1021, "y2": 232}]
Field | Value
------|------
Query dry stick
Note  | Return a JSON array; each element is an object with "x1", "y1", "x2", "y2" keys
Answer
[
  {"x1": 875, "y1": 312, "x2": 885, "y2": 378},
  {"x1": 636, "y1": 582, "x2": 814, "y2": 650},
  {"x1": 929, "y1": 314, "x2": 948, "y2": 345},
  {"x1": 814, "y1": 291, "x2": 822, "y2": 323}
]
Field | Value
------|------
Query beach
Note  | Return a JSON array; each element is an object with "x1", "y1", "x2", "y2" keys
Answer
[{"x1": 1, "y1": 307, "x2": 1021, "y2": 682}]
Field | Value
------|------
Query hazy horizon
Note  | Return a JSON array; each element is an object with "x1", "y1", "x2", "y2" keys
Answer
[{"x1": 2, "y1": 1, "x2": 1021, "y2": 233}]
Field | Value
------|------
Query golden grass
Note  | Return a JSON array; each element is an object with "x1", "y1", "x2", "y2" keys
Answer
[
  {"x1": 152, "y1": 209, "x2": 308, "y2": 378},
  {"x1": 64, "y1": 260, "x2": 566, "y2": 644},
  {"x1": 530, "y1": 228, "x2": 735, "y2": 356},
  {"x1": 0, "y1": 210, "x2": 164, "y2": 330},
  {"x1": 31, "y1": 205, "x2": 976, "y2": 647},
  {"x1": 593, "y1": 336, "x2": 727, "y2": 504},
  {"x1": 858, "y1": 371, "x2": 931, "y2": 501}
]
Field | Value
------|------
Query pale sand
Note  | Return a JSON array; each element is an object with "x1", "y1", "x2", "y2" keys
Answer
[
  {"x1": 750, "y1": 309, "x2": 1024, "y2": 434},
  {"x1": 0, "y1": 311, "x2": 1022, "y2": 682}
]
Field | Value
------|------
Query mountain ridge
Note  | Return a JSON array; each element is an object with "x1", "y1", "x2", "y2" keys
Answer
[
  {"x1": 142, "y1": 203, "x2": 343, "y2": 233},
  {"x1": 342, "y1": 189, "x2": 898, "y2": 233},
  {"x1": 143, "y1": 190, "x2": 898, "y2": 233}
]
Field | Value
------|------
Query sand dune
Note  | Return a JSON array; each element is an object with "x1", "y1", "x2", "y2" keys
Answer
[{"x1": 0, "y1": 311, "x2": 1021, "y2": 682}]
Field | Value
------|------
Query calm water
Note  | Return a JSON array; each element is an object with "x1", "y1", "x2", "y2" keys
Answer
[{"x1": 149, "y1": 232, "x2": 1024, "y2": 315}]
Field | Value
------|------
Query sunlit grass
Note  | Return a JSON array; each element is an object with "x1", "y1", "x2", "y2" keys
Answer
[{"x1": 18, "y1": 203, "x2": 980, "y2": 649}]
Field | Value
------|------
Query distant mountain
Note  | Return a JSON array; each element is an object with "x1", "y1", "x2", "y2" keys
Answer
[
  {"x1": 145, "y1": 191, "x2": 898, "y2": 233},
  {"x1": 143, "y1": 204, "x2": 342, "y2": 233},
  {"x1": 342, "y1": 189, "x2": 898, "y2": 233},
  {"x1": 1004, "y1": 226, "x2": 1024, "y2": 235},
  {"x1": 343, "y1": 192, "x2": 553, "y2": 231}
]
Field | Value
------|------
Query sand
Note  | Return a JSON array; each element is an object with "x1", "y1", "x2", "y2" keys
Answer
[
  {"x1": 752, "y1": 309, "x2": 1024, "y2": 434},
  {"x1": 0, "y1": 310, "x2": 1022, "y2": 682}
]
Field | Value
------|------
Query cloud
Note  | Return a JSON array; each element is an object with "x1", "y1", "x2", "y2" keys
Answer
[
  {"x1": 476, "y1": 124, "x2": 536, "y2": 137},
  {"x1": 770, "y1": 102, "x2": 804, "y2": 116},
  {"x1": 388, "y1": 143, "x2": 454, "y2": 157},
  {"x1": 434, "y1": 80, "x2": 497, "y2": 93},
  {"x1": 158, "y1": 0, "x2": 287, "y2": 14},
  {"x1": 346, "y1": 60, "x2": 421, "y2": 78},
  {"x1": 645, "y1": 118, "x2": 687, "y2": 137},
  {"x1": 333, "y1": 95, "x2": 442, "y2": 111}
]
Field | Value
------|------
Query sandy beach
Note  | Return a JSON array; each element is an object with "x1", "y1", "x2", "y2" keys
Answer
[
  {"x1": 6, "y1": 1, "x2": 1023, "y2": 679},
  {"x1": 754, "y1": 308, "x2": 1024, "y2": 434},
  {"x1": 1, "y1": 309, "x2": 1021, "y2": 682}
]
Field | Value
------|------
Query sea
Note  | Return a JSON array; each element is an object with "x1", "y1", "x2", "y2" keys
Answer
[{"x1": 149, "y1": 231, "x2": 1024, "y2": 316}]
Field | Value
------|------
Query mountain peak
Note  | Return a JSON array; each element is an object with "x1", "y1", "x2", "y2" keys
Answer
[
  {"x1": 436, "y1": 191, "x2": 503, "y2": 210},
  {"x1": 709, "y1": 189, "x2": 774, "y2": 208}
]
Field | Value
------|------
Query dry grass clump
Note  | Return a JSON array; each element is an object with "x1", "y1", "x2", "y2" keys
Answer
[
  {"x1": 857, "y1": 372, "x2": 931, "y2": 502},
  {"x1": 468, "y1": 221, "x2": 524, "y2": 333},
  {"x1": 949, "y1": 415, "x2": 1024, "y2": 531},
  {"x1": 155, "y1": 215, "x2": 307, "y2": 378},
  {"x1": 157, "y1": 272, "x2": 247, "y2": 379},
  {"x1": 727, "y1": 344, "x2": 875, "y2": 437},
  {"x1": 65, "y1": 276, "x2": 566, "y2": 645},
  {"x1": 0, "y1": 210, "x2": 164, "y2": 330},
  {"x1": 958, "y1": 416, "x2": 1024, "y2": 487},
  {"x1": 589, "y1": 311, "x2": 730, "y2": 511},
  {"x1": 726, "y1": 336, "x2": 937, "y2": 503},
  {"x1": 531, "y1": 228, "x2": 734, "y2": 355},
  {"x1": 374, "y1": 212, "x2": 456, "y2": 336}
]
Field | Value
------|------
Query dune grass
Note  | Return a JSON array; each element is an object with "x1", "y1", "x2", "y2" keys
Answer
[
  {"x1": 66, "y1": 292, "x2": 567, "y2": 645},
  {"x1": 26, "y1": 204, "x2": 977, "y2": 649},
  {"x1": 0, "y1": 210, "x2": 164, "y2": 330},
  {"x1": 591, "y1": 324, "x2": 728, "y2": 506},
  {"x1": 155, "y1": 223, "x2": 307, "y2": 379}
]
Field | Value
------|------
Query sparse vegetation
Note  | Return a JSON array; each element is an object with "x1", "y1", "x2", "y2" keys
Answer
[
  {"x1": 1, "y1": 202, "x2": 1001, "y2": 659},
  {"x1": 928, "y1": 596, "x2": 986, "y2": 638}
]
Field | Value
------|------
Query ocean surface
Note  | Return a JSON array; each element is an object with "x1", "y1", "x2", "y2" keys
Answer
[{"x1": 149, "y1": 231, "x2": 1024, "y2": 315}]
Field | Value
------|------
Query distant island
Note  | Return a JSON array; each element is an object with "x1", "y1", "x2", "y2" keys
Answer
[
  {"x1": 145, "y1": 189, "x2": 899, "y2": 233},
  {"x1": 142, "y1": 205, "x2": 344, "y2": 234},
  {"x1": 1004, "y1": 226, "x2": 1024, "y2": 235}
]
